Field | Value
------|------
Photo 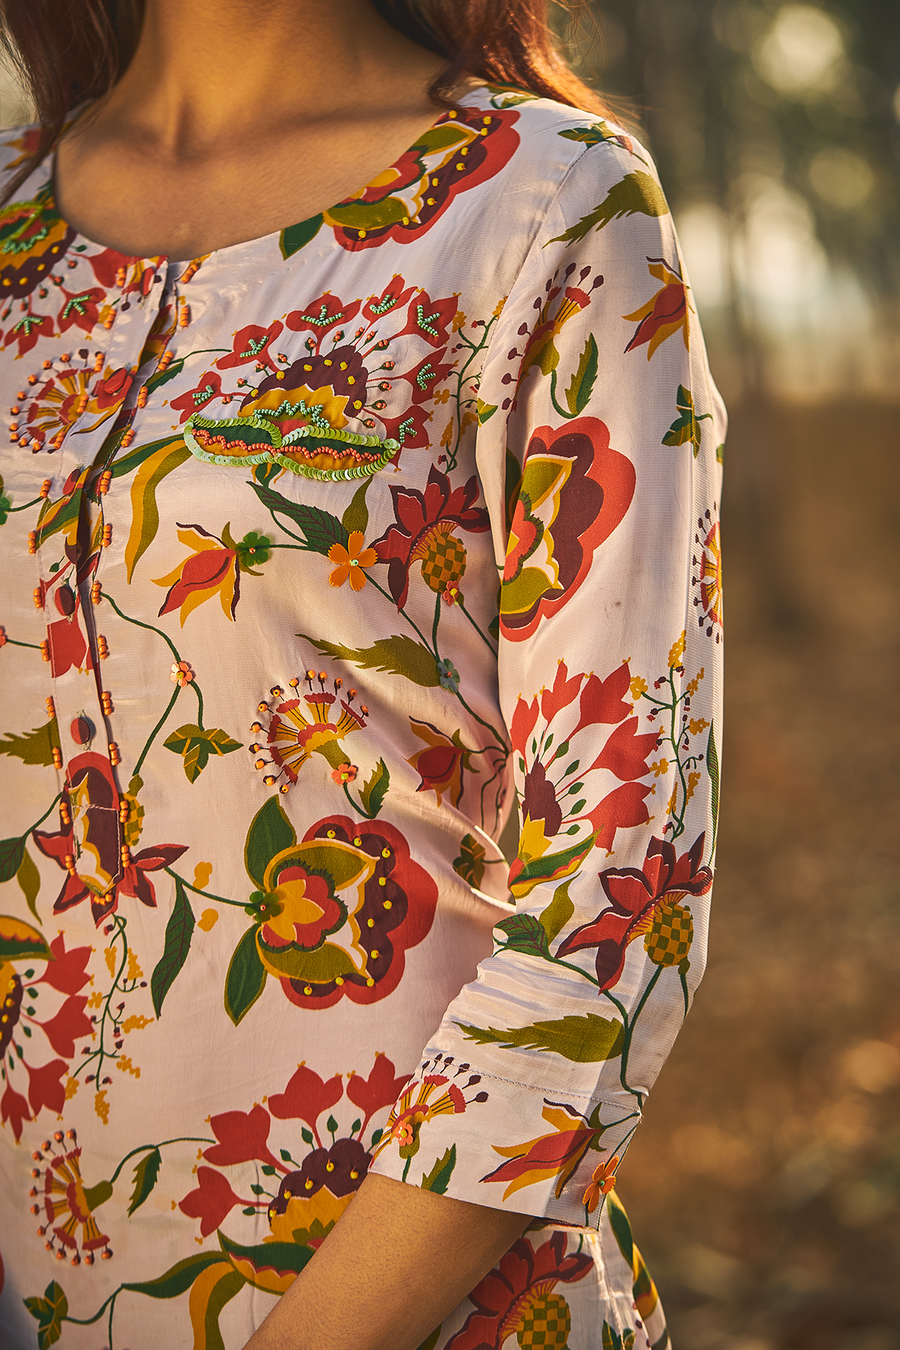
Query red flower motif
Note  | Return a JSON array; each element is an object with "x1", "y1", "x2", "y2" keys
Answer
[
  {"x1": 4, "y1": 311, "x2": 54, "y2": 358},
  {"x1": 480, "y1": 1100, "x2": 600, "y2": 1201},
  {"x1": 46, "y1": 602, "x2": 90, "y2": 678},
  {"x1": 154, "y1": 524, "x2": 239, "y2": 623},
  {"x1": 346, "y1": 1054, "x2": 411, "y2": 1134},
  {"x1": 25, "y1": 1059, "x2": 68, "y2": 1118},
  {"x1": 57, "y1": 286, "x2": 105, "y2": 336},
  {"x1": 39, "y1": 996, "x2": 93, "y2": 1059},
  {"x1": 170, "y1": 372, "x2": 225, "y2": 422},
  {"x1": 362, "y1": 277, "x2": 416, "y2": 322},
  {"x1": 557, "y1": 833, "x2": 712, "y2": 990},
  {"x1": 268, "y1": 1064, "x2": 343, "y2": 1134},
  {"x1": 320, "y1": 105, "x2": 520, "y2": 253},
  {"x1": 285, "y1": 291, "x2": 361, "y2": 336},
  {"x1": 178, "y1": 1166, "x2": 244, "y2": 1238},
  {"x1": 1, "y1": 1081, "x2": 30, "y2": 1141},
  {"x1": 372, "y1": 465, "x2": 490, "y2": 607},
  {"x1": 203, "y1": 1102, "x2": 281, "y2": 1170},
  {"x1": 445, "y1": 1231, "x2": 593, "y2": 1350},
  {"x1": 90, "y1": 364, "x2": 133, "y2": 410},
  {"x1": 39, "y1": 934, "x2": 92, "y2": 995},
  {"x1": 500, "y1": 419, "x2": 635, "y2": 642},
  {"x1": 115, "y1": 843, "x2": 190, "y2": 909},
  {"x1": 36, "y1": 809, "x2": 186, "y2": 926},
  {"x1": 624, "y1": 257, "x2": 690, "y2": 359},
  {"x1": 390, "y1": 286, "x2": 457, "y2": 351},
  {"x1": 217, "y1": 321, "x2": 285, "y2": 371}
]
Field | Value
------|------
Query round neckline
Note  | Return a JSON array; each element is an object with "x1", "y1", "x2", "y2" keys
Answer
[{"x1": 41, "y1": 85, "x2": 493, "y2": 269}]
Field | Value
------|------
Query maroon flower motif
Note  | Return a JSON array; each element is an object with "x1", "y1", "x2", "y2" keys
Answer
[
  {"x1": 372, "y1": 465, "x2": 490, "y2": 607},
  {"x1": 557, "y1": 833, "x2": 713, "y2": 990},
  {"x1": 178, "y1": 1166, "x2": 244, "y2": 1238}
]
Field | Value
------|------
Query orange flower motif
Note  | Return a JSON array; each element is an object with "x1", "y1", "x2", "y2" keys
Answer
[
  {"x1": 170, "y1": 661, "x2": 194, "y2": 687},
  {"x1": 583, "y1": 1154, "x2": 620, "y2": 1213},
  {"x1": 331, "y1": 762, "x2": 357, "y2": 784},
  {"x1": 327, "y1": 532, "x2": 377, "y2": 591}
]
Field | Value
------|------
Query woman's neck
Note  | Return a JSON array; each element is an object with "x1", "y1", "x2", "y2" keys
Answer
[
  {"x1": 100, "y1": 0, "x2": 445, "y2": 162},
  {"x1": 54, "y1": 0, "x2": 450, "y2": 258}
]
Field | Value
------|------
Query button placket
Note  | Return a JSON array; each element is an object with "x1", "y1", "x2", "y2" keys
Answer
[{"x1": 36, "y1": 260, "x2": 169, "y2": 895}]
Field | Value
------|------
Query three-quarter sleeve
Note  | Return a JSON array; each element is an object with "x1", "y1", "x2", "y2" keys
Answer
[{"x1": 368, "y1": 130, "x2": 726, "y2": 1227}]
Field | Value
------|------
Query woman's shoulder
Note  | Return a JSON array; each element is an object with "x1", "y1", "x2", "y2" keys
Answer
[{"x1": 462, "y1": 83, "x2": 658, "y2": 196}]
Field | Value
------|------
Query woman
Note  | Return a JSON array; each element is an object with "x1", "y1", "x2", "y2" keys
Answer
[{"x1": 0, "y1": 1, "x2": 725, "y2": 1346}]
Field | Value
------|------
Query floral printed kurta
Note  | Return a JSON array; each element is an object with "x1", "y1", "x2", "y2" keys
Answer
[{"x1": 0, "y1": 84, "x2": 724, "y2": 1350}]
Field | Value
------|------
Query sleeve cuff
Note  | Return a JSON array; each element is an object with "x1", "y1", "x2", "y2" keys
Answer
[{"x1": 366, "y1": 1049, "x2": 641, "y2": 1229}]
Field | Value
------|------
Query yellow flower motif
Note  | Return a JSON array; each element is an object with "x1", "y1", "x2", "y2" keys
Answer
[
  {"x1": 686, "y1": 667, "x2": 705, "y2": 697},
  {"x1": 688, "y1": 717, "x2": 709, "y2": 735},
  {"x1": 668, "y1": 631, "x2": 686, "y2": 668},
  {"x1": 126, "y1": 951, "x2": 143, "y2": 981},
  {"x1": 649, "y1": 758, "x2": 669, "y2": 778},
  {"x1": 685, "y1": 769, "x2": 702, "y2": 804},
  {"x1": 630, "y1": 675, "x2": 648, "y2": 700},
  {"x1": 452, "y1": 309, "x2": 467, "y2": 331},
  {"x1": 327, "y1": 531, "x2": 378, "y2": 591},
  {"x1": 94, "y1": 1089, "x2": 109, "y2": 1123}
]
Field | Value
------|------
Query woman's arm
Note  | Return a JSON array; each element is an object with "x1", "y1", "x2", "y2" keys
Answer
[{"x1": 244, "y1": 1174, "x2": 530, "y2": 1350}]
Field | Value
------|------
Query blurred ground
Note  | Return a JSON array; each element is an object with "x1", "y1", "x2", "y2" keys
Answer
[{"x1": 620, "y1": 397, "x2": 900, "y2": 1350}]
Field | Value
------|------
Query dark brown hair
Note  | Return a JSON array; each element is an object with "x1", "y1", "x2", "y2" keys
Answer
[{"x1": 0, "y1": 0, "x2": 607, "y2": 201}]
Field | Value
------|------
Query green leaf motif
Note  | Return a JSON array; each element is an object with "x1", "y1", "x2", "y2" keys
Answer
[
  {"x1": 251, "y1": 483, "x2": 349, "y2": 555},
  {"x1": 707, "y1": 722, "x2": 720, "y2": 854},
  {"x1": 298, "y1": 633, "x2": 441, "y2": 687},
  {"x1": 457, "y1": 1012, "x2": 624, "y2": 1061},
  {"x1": 0, "y1": 719, "x2": 60, "y2": 767},
  {"x1": 494, "y1": 913, "x2": 550, "y2": 958},
  {"x1": 476, "y1": 398, "x2": 498, "y2": 424},
  {"x1": 359, "y1": 759, "x2": 390, "y2": 818},
  {"x1": 452, "y1": 833, "x2": 486, "y2": 888},
  {"x1": 549, "y1": 171, "x2": 670, "y2": 245},
  {"x1": 24, "y1": 1280, "x2": 68, "y2": 1349},
  {"x1": 123, "y1": 1250, "x2": 226, "y2": 1300},
  {"x1": 539, "y1": 880, "x2": 575, "y2": 944},
  {"x1": 564, "y1": 334, "x2": 599, "y2": 416},
  {"x1": 341, "y1": 479, "x2": 371, "y2": 537},
  {"x1": 217, "y1": 1230, "x2": 317, "y2": 1276},
  {"x1": 163, "y1": 723, "x2": 243, "y2": 783},
  {"x1": 280, "y1": 214, "x2": 324, "y2": 258},
  {"x1": 224, "y1": 927, "x2": 267, "y2": 1026},
  {"x1": 150, "y1": 880, "x2": 195, "y2": 1018},
  {"x1": 17, "y1": 846, "x2": 41, "y2": 919},
  {"x1": 421, "y1": 1144, "x2": 457, "y2": 1194},
  {"x1": 128, "y1": 1147, "x2": 162, "y2": 1216},
  {"x1": 662, "y1": 384, "x2": 712, "y2": 458},
  {"x1": 244, "y1": 795, "x2": 296, "y2": 889}
]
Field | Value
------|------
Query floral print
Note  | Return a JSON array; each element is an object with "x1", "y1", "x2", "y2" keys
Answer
[{"x1": 0, "y1": 85, "x2": 724, "y2": 1349}]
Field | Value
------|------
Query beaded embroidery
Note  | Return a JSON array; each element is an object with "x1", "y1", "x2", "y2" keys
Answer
[{"x1": 184, "y1": 404, "x2": 399, "y2": 481}]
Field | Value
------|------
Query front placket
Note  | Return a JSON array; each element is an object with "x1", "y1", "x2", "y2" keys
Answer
[{"x1": 34, "y1": 259, "x2": 170, "y2": 917}]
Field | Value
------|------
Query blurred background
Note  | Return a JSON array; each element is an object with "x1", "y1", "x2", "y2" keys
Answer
[
  {"x1": 554, "y1": 3, "x2": 900, "y2": 1348},
  {"x1": 2, "y1": 4, "x2": 899, "y2": 1345}
]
